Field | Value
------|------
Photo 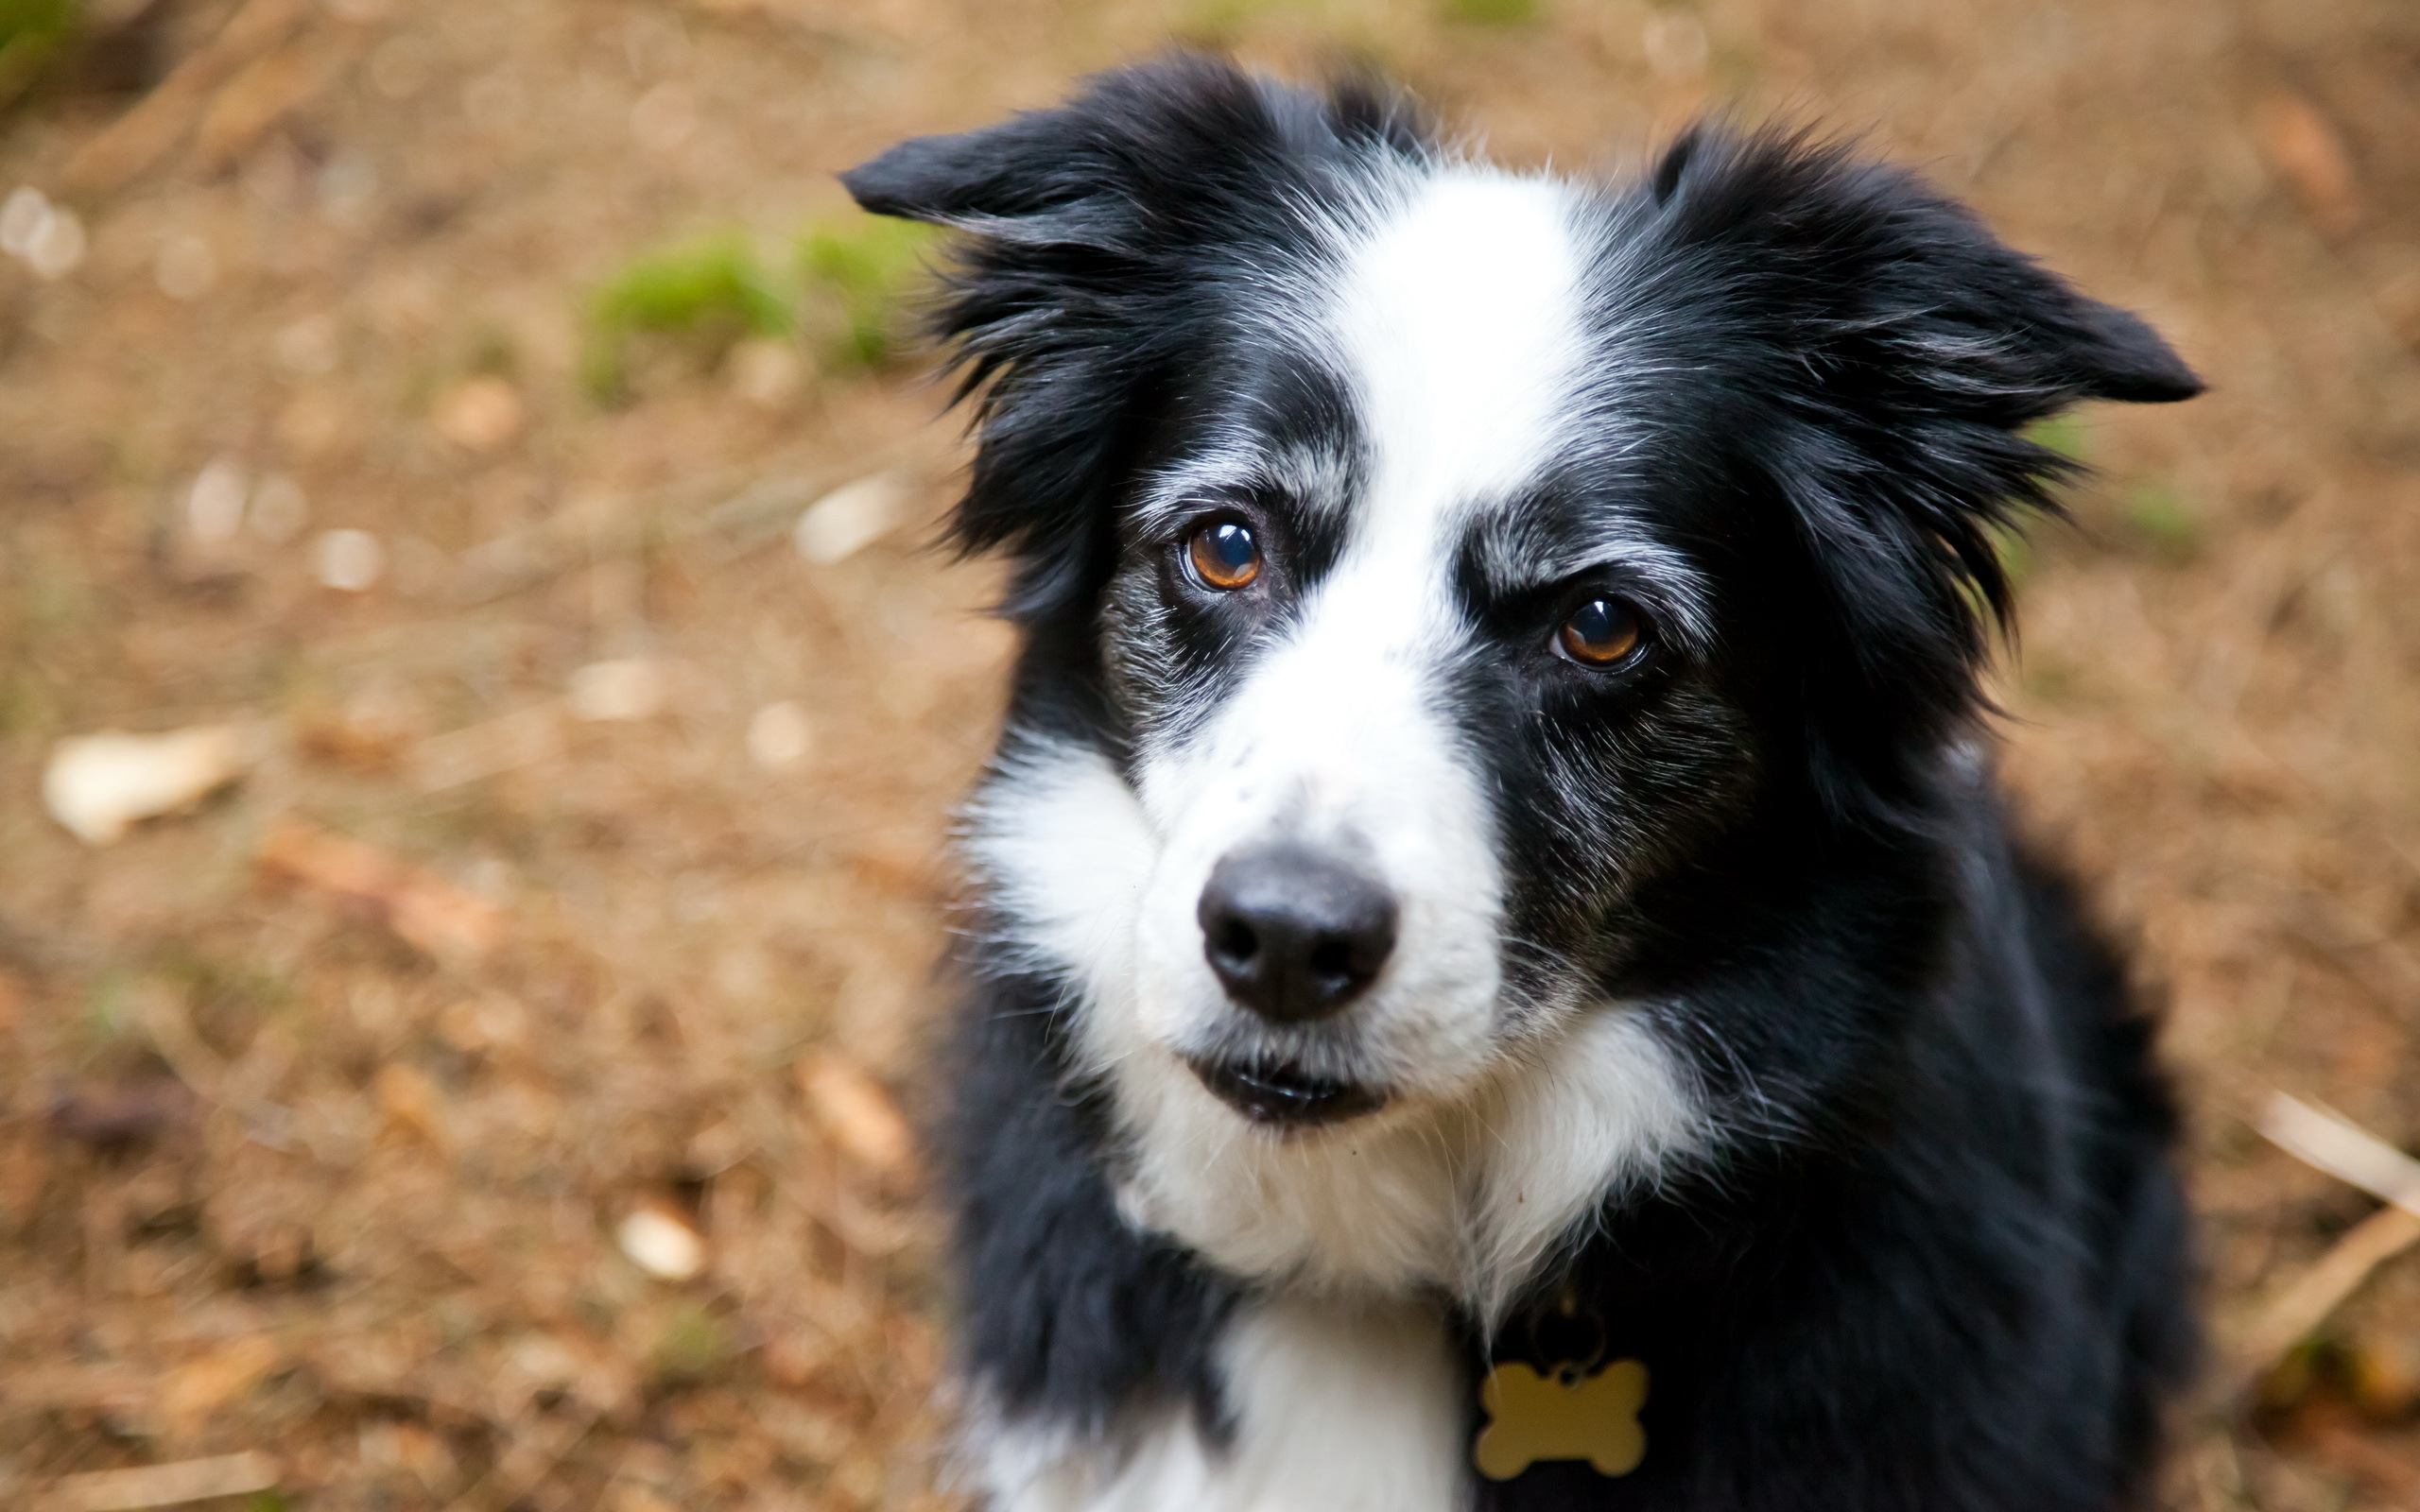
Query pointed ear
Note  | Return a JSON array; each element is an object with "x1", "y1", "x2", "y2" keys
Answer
[
  {"x1": 838, "y1": 56, "x2": 1428, "y2": 622},
  {"x1": 1645, "y1": 126, "x2": 2202, "y2": 821},
  {"x1": 843, "y1": 55, "x2": 1427, "y2": 231},
  {"x1": 1651, "y1": 124, "x2": 2201, "y2": 425}
]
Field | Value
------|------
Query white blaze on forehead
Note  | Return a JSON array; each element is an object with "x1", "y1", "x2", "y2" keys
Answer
[{"x1": 1329, "y1": 168, "x2": 1592, "y2": 550}]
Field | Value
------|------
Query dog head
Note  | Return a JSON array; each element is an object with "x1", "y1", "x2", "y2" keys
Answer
[{"x1": 847, "y1": 59, "x2": 2197, "y2": 1164}]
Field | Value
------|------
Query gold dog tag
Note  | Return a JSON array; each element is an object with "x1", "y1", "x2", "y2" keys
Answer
[{"x1": 1472, "y1": 1358, "x2": 1649, "y2": 1481}]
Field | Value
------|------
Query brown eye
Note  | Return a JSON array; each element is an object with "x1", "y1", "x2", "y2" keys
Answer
[
  {"x1": 1558, "y1": 596, "x2": 1643, "y2": 666},
  {"x1": 1186, "y1": 520, "x2": 1262, "y2": 592}
]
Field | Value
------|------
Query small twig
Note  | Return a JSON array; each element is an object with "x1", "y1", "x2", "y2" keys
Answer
[
  {"x1": 2227, "y1": 1093, "x2": 2420, "y2": 1397},
  {"x1": 41, "y1": 1452, "x2": 279, "y2": 1512},
  {"x1": 57, "y1": 0, "x2": 312, "y2": 198}
]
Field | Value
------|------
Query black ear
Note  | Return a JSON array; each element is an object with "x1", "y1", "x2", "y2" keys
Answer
[
  {"x1": 842, "y1": 57, "x2": 1429, "y2": 621},
  {"x1": 1645, "y1": 127, "x2": 2202, "y2": 821}
]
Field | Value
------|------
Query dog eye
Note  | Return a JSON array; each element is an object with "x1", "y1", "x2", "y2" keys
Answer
[
  {"x1": 1557, "y1": 597, "x2": 1644, "y2": 667},
  {"x1": 1185, "y1": 520, "x2": 1262, "y2": 592}
]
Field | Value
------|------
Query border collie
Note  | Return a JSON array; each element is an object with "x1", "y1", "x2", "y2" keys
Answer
[{"x1": 844, "y1": 55, "x2": 2203, "y2": 1512}]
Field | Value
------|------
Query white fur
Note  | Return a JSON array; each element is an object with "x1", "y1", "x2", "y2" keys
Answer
[
  {"x1": 978, "y1": 1296, "x2": 1468, "y2": 1512},
  {"x1": 966, "y1": 740, "x2": 1702, "y2": 1310}
]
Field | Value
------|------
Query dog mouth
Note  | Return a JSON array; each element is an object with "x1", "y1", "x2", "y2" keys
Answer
[{"x1": 1185, "y1": 1055, "x2": 1386, "y2": 1129}]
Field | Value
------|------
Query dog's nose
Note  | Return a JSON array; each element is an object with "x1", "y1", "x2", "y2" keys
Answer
[{"x1": 1198, "y1": 845, "x2": 1397, "y2": 1023}]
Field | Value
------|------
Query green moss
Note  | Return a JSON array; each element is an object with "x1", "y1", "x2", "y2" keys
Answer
[
  {"x1": 2121, "y1": 482, "x2": 2200, "y2": 563},
  {"x1": 1180, "y1": 0, "x2": 1289, "y2": 39},
  {"x1": 584, "y1": 234, "x2": 793, "y2": 400},
  {"x1": 1988, "y1": 520, "x2": 2032, "y2": 591},
  {"x1": 796, "y1": 215, "x2": 939, "y2": 369},
  {"x1": 2023, "y1": 413, "x2": 2090, "y2": 462},
  {"x1": 1443, "y1": 0, "x2": 1536, "y2": 23},
  {"x1": 0, "y1": 0, "x2": 78, "y2": 109}
]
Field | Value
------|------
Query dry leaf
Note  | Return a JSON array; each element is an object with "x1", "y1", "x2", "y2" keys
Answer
[
  {"x1": 195, "y1": 43, "x2": 330, "y2": 166},
  {"x1": 2255, "y1": 93, "x2": 2360, "y2": 236},
  {"x1": 372, "y1": 1063, "x2": 449, "y2": 1151},
  {"x1": 792, "y1": 474, "x2": 907, "y2": 565},
  {"x1": 796, "y1": 1051, "x2": 914, "y2": 1176},
  {"x1": 43, "y1": 726, "x2": 252, "y2": 846},
  {"x1": 160, "y1": 1336, "x2": 285, "y2": 1434},
  {"x1": 431, "y1": 375, "x2": 526, "y2": 453},
  {"x1": 257, "y1": 821, "x2": 502, "y2": 961}
]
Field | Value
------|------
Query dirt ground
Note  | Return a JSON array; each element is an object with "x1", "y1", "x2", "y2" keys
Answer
[{"x1": 3, "y1": 0, "x2": 2418, "y2": 1507}]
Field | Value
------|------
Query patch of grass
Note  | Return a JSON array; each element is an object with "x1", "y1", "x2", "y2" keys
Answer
[
  {"x1": 2024, "y1": 413, "x2": 2090, "y2": 463},
  {"x1": 584, "y1": 234, "x2": 793, "y2": 400},
  {"x1": 1443, "y1": 0, "x2": 1536, "y2": 24},
  {"x1": 796, "y1": 215, "x2": 938, "y2": 369},
  {"x1": 2121, "y1": 482, "x2": 2201, "y2": 563},
  {"x1": 0, "y1": 0, "x2": 78, "y2": 110},
  {"x1": 1988, "y1": 520, "x2": 2033, "y2": 591}
]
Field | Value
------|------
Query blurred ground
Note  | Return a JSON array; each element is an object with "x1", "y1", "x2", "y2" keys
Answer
[{"x1": 2, "y1": 0, "x2": 2418, "y2": 1507}]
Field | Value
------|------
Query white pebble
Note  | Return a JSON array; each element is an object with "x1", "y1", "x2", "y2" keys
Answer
[
  {"x1": 746, "y1": 700, "x2": 812, "y2": 769},
  {"x1": 313, "y1": 528, "x2": 386, "y2": 592},
  {"x1": 615, "y1": 1207, "x2": 704, "y2": 1281}
]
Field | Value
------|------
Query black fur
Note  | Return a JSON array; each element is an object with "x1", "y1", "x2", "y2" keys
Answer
[{"x1": 852, "y1": 56, "x2": 2200, "y2": 1512}]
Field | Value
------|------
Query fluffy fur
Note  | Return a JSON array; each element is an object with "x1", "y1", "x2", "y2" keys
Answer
[{"x1": 846, "y1": 55, "x2": 2202, "y2": 1512}]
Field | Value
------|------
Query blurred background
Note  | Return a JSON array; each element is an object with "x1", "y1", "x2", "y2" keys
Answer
[{"x1": 1, "y1": 0, "x2": 2416, "y2": 1507}]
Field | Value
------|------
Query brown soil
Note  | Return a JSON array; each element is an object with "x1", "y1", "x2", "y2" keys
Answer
[{"x1": 3, "y1": 0, "x2": 2418, "y2": 1507}]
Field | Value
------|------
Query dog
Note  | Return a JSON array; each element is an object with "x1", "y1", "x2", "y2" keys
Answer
[{"x1": 844, "y1": 55, "x2": 2203, "y2": 1512}]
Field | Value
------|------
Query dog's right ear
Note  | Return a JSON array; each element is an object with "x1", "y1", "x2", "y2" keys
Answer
[{"x1": 842, "y1": 56, "x2": 1426, "y2": 622}]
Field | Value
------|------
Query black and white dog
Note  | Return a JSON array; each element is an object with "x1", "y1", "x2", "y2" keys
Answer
[{"x1": 845, "y1": 55, "x2": 2203, "y2": 1512}]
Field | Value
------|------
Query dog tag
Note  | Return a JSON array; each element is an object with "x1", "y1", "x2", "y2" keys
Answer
[{"x1": 1472, "y1": 1357, "x2": 1649, "y2": 1481}]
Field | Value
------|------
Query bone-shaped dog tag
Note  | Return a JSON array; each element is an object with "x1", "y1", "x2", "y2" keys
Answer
[{"x1": 1472, "y1": 1358, "x2": 1649, "y2": 1481}]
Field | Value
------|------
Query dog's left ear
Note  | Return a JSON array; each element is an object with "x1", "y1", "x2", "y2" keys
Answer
[
  {"x1": 843, "y1": 57, "x2": 1428, "y2": 623},
  {"x1": 1650, "y1": 126, "x2": 2202, "y2": 418},
  {"x1": 1647, "y1": 128, "x2": 2202, "y2": 820}
]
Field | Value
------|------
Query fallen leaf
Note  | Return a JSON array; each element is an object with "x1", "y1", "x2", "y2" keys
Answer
[
  {"x1": 256, "y1": 820, "x2": 502, "y2": 961},
  {"x1": 43, "y1": 725, "x2": 252, "y2": 846},
  {"x1": 372, "y1": 1062, "x2": 449, "y2": 1151},
  {"x1": 160, "y1": 1335, "x2": 285, "y2": 1433},
  {"x1": 796, "y1": 1050, "x2": 914, "y2": 1176},
  {"x1": 432, "y1": 375, "x2": 526, "y2": 453},
  {"x1": 2255, "y1": 93, "x2": 2360, "y2": 236},
  {"x1": 195, "y1": 43, "x2": 331, "y2": 167},
  {"x1": 792, "y1": 473, "x2": 907, "y2": 564}
]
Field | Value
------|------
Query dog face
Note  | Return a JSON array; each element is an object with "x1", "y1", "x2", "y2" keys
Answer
[
  {"x1": 849, "y1": 59, "x2": 2196, "y2": 1294},
  {"x1": 1087, "y1": 165, "x2": 1757, "y2": 1127}
]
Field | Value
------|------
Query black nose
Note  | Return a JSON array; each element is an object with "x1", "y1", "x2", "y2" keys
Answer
[{"x1": 1198, "y1": 846, "x2": 1398, "y2": 1023}]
